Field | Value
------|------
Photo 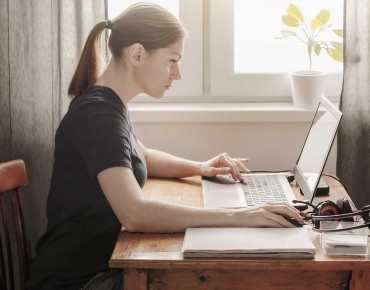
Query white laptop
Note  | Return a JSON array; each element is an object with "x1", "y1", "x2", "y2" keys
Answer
[{"x1": 202, "y1": 95, "x2": 343, "y2": 208}]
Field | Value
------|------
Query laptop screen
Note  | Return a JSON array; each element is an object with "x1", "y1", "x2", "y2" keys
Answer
[{"x1": 292, "y1": 96, "x2": 342, "y2": 203}]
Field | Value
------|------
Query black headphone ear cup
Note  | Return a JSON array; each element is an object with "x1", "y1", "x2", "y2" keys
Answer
[
  {"x1": 317, "y1": 200, "x2": 341, "y2": 215},
  {"x1": 336, "y1": 198, "x2": 354, "y2": 222},
  {"x1": 313, "y1": 200, "x2": 341, "y2": 229}
]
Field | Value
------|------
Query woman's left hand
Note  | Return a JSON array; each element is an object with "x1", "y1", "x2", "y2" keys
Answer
[{"x1": 200, "y1": 153, "x2": 250, "y2": 182}]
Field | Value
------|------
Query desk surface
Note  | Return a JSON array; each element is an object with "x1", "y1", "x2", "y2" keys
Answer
[{"x1": 110, "y1": 176, "x2": 370, "y2": 290}]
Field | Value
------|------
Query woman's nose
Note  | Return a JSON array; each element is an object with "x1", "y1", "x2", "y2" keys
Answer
[{"x1": 171, "y1": 63, "x2": 181, "y2": 80}]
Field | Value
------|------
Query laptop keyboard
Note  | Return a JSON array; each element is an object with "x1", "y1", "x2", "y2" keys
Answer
[{"x1": 242, "y1": 175, "x2": 288, "y2": 206}]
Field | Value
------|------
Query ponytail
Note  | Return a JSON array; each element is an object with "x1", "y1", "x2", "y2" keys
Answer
[
  {"x1": 68, "y1": 21, "x2": 107, "y2": 99},
  {"x1": 68, "y1": 3, "x2": 187, "y2": 99}
]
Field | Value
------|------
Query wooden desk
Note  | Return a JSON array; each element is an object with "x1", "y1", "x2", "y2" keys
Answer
[{"x1": 110, "y1": 176, "x2": 370, "y2": 290}]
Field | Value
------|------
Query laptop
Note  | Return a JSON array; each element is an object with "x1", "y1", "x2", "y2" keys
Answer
[{"x1": 202, "y1": 95, "x2": 343, "y2": 208}]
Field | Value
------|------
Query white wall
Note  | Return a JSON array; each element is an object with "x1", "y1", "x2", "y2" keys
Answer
[{"x1": 133, "y1": 121, "x2": 337, "y2": 173}]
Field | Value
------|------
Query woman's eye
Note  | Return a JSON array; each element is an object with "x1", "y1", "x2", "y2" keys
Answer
[{"x1": 170, "y1": 59, "x2": 178, "y2": 63}]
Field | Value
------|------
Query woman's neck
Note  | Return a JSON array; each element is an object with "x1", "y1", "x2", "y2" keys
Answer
[{"x1": 95, "y1": 58, "x2": 141, "y2": 104}]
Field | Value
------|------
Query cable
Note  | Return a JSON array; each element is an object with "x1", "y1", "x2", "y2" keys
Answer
[
  {"x1": 292, "y1": 199, "x2": 317, "y2": 210},
  {"x1": 322, "y1": 174, "x2": 356, "y2": 210},
  {"x1": 247, "y1": 171, "x2": 354, "y2": 212},
  {"x1": 322, "y1": 174, "x2": 349, "y2": 194},
  {"x1": 249, "y1": 171, "x2": 351, "y2": 199}
]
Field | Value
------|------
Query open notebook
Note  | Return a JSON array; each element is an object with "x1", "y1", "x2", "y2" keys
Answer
[{"x1": 182, "y1": 227, "x2": 316, "y2": 259}]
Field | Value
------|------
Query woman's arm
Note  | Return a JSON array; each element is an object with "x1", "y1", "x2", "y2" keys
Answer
[
  {"x1": 98, "y1": 167, "x2": 302, "y2": 233},
  {"x1": 139, "y1": 141, "x2": 250, "y2": 182}
]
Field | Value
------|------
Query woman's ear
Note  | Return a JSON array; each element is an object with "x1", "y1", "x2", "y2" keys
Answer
[{"x1": 128, "y1": 43, "x2": 146, "y2": 66}]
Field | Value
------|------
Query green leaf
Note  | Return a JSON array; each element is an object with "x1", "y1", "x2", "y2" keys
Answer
[
  {"x1": 282, "y1": 15, "x2": 300, "y2": 27},
  {"x1": 327, "y1": 48, "x2": 343, "y2": 62},
  {"x1": 332, "y1": 29, "x2": 343, "y2": 37},
  {"x1": 314, "y1": 43, "x2": 321, "y2": 56},
  {"x1": 330, "y1": 41, "x2": 343, "y2": 50},
  {"x1": 281, "y1": 29, "x2": 297, "y2": 37},
  {"x1": 311, "y1": 10, "x2": 330, "y2": 29},
  {"x1": 311, "y1": 19, "x2": 323, "y2": 29},
  {"x1": 286, "y1": 4, "x2": 304, "y2": 22},
  {"x1": 316, "y1": 10, "x2": 330, "y2": 25}
]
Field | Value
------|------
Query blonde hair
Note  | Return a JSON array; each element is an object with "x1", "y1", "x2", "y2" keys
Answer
[{"x1": 68, "y1": 3, "x2": 187, "y2": 99}]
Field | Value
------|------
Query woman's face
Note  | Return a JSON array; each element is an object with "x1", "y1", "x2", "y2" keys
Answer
[{"x1": 136, "y1": 38, "x2": 184, "y2": 98}]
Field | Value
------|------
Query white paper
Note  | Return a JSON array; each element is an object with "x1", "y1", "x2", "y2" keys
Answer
[{"x1": 182, "y1": 227, "x2": 316, "y2": 258}]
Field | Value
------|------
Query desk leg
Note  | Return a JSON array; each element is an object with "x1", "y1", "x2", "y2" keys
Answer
[
  {"x1": 350, "y1": 270, "x2": 370, "y2": 290},
  {"x1": 123, "y1": 268, "x2": 147, "y2": 290}
]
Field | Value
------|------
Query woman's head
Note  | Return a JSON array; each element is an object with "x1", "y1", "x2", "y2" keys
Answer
[
  {"x1": 109, "y1": 3, "x2": 187, "y2": 58},
  {"x1": 68, "y1": 3, "x2": 187, "y2": 99}
]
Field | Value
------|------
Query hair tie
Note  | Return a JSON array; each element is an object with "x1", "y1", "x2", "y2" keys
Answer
[{"x1": 106, "y1": 20, "x2": 113, "y2": 30}]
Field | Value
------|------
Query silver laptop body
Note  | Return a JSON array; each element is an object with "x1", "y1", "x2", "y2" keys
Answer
[{"x1": 202, "y1": 95, "x2": 342, "y2": 208}]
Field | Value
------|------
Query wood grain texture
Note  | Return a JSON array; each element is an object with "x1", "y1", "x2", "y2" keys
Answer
[
  {"x1": 0, "y1": 159, "x2": 32, "y2": 290},
  {"x1": 124, "y1": 268, "x2": 147, "y2": 290},
  {"x1": 337, "y1": 0, "x2": 370, "y2": 208},
  {"x1": 148, "y1": 269, "x2": 350, "y2": 290},
  {"x1": 350, "y1": 270, "x2": 370, "y2": 290},
  {"x1": 0, "y1": 159, "x2": 28, "y2": 192}
]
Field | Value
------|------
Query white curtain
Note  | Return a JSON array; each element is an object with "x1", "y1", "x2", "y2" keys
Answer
[
  {"x1": 0, "y1": 0, "x2": 105, "y2": 254},
  {"x1": 337, "y1": 0, "x2": 370, "y2": 208}
]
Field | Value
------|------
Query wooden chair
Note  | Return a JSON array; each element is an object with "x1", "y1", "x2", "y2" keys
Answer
[{"x1": 0, "y1": 159, "x2": 32, "y2": 290}]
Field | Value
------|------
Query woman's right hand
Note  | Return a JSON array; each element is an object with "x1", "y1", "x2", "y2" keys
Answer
[
  {"x1": 234, "y1": 203, "x2": 303, "y2": 228},
  {"x1": 199, "y1": 153, "x2": 250, "y2": 182}
]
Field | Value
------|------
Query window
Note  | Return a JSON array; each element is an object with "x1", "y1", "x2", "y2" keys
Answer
[{"x1": 108, "y1": 0, "x2": 343, "y2": 102}]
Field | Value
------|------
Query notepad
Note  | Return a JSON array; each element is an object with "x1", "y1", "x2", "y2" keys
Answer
[
  {"x1": 323, "y1": 235, "x2": 368, "y2": 256},
  {"x1": 320, "y1": 222, "x2": 369, "y2": 256},
  {"x1": 182, "y1": 227, "x2": 316, "y2": 259}
]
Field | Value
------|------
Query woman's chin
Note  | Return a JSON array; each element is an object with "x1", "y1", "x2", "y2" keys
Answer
[{"x1": 149, "y1": 92, "x2": 166, "y2": 99}]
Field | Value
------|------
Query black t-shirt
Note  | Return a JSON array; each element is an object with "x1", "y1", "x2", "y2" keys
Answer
[{"x1": 27, "y1": 86, "x2": 147, "y2": 290}]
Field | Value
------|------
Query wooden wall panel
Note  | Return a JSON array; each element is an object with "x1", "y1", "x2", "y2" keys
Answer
[
  {"x1": 2, "y1": 0, "x2": 105, "y2": 255},
  {"x1": 0, "y1": 0, "x2": 11, "y2": 162},
  {"x1": 8, "y1": 0, "x2": 54, "y2": 248},
  {"x1": 337, "y1": 0, "x2": 370, "y2": 208}
]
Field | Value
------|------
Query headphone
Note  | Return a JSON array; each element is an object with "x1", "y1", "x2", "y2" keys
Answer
[{"x1": 293, "y1": 199, "x2": 370, "y2": 232}]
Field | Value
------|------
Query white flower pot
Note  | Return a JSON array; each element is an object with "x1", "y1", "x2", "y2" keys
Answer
[{"x1": 290, "y1": 71, "x2": 328, "y2": 109}]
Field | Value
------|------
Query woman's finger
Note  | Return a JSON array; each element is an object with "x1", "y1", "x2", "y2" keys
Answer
[
  {"x1": 248, "y1": 207, "x2": 294, "y2": 228},
  {"x1": 233, "y1": 158, "x2": 251, "y2": 174},
  {"x1": 261, "y1": 203, "x2": 302, "y2": 221},
  {"x1": 217, "y1": 154, "x2": 244, "y2": 182}
]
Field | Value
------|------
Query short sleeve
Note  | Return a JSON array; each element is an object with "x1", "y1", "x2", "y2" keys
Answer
[{"x1": 76, "y1": 101, "x2": 133, "y2": 178}]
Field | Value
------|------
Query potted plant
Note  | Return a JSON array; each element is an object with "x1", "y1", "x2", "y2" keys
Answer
[{"x1": 280, "y1": 4, "x2": 343, "y2": 109}]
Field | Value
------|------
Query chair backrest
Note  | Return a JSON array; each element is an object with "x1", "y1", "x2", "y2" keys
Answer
[{"x1": 0, "y1": 159, "x2": 32, "y2": 290}]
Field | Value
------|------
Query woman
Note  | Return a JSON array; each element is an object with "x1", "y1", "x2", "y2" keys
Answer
[{"x1": 27, "y1": 3, "x2": 302, "y2": 290}]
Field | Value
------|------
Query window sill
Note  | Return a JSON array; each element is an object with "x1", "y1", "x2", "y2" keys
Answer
[{"x1": 128, "y1": 102, "x2": 338, "y2": 123}]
